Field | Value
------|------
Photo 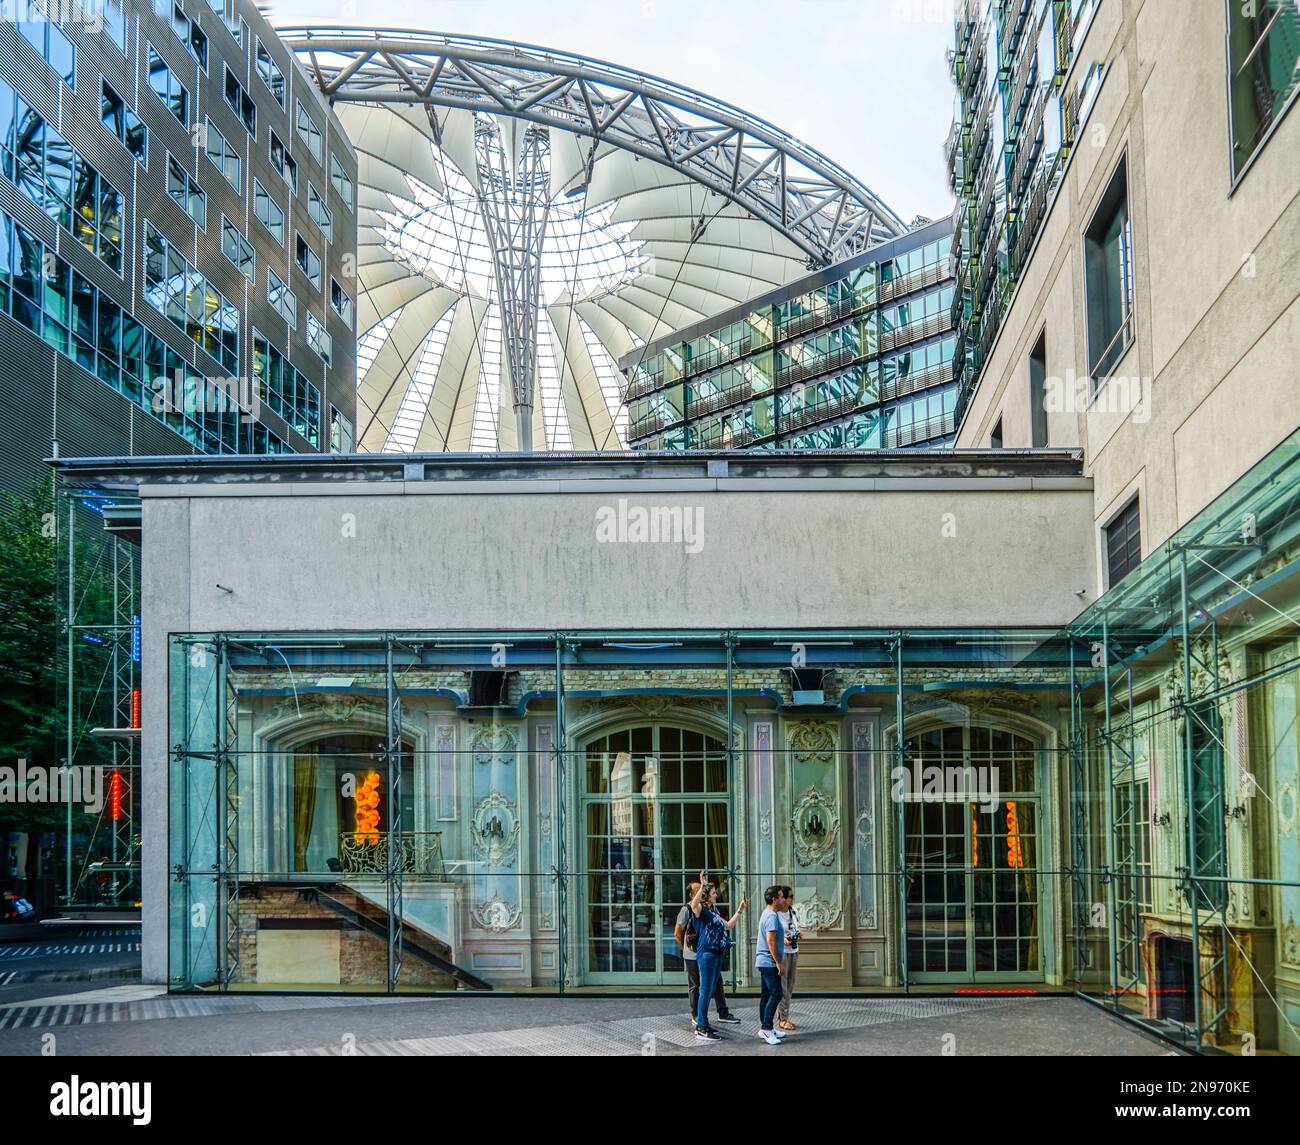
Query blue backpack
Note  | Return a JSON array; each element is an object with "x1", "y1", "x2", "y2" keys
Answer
[{"x1": 696, "y1": 909, "x2": 732, "y2": 955}]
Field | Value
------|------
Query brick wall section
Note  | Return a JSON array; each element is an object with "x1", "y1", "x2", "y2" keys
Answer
[{"x1": 235, "y1": 886, "x2": 451, "y2": 987}]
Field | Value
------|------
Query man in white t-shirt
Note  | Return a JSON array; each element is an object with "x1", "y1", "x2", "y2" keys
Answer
[{"x1": 776, "y1": 884, "x2": 800, "y2": 1031}]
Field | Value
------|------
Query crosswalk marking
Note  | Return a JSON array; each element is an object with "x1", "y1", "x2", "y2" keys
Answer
[{"x1": 0, "y1": 942, "x2": 141, "y2": 960}]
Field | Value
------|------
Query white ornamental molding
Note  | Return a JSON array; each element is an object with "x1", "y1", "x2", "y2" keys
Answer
[
  {"x1": 789, "y1": 721, "x2": 836, "y2": 764},
  {"x1": 471, "y1": 725, "x2": 519, "y2": 763},
  {"x1": 1278, "y1": 778, "x2": 1297, "y2": 838},
  {"x1": 472, "y1": 790, "x2": 522, "y2": 867},
  {"x1": 792, "y1": 786, "x2": 839, "y2": 868},
  {"x1": 1282, "y1": 915, "x2": 1299, "y2": 968},
  {"x1": 471, "y1": 897, "x2": 522, "y2": 932},
  {"x1": 799, "y1": 891, "x2": 842, "y2": 931}
]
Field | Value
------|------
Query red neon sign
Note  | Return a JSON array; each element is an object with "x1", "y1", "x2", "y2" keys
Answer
[
  {"x1": 130, "y1": 689, "x2": 141, "y2": 729},
  {"x1": 110, "y1": 770, "x2": 123, "y2": 821}
]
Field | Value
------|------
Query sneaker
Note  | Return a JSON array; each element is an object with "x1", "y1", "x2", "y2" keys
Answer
[
  {"x1": 695, "y1": 1029, "x2": 722, "y2": 1043},
  {"x1": 715, "y1": 1013, "x2": 741, "y2": 1024},
  {"x1": 759, "y1": 1029, "x2": 781, "y2": 1045},
  {"x1": 772, "y1": 1028, "x2": 787, "y2": 1039}
]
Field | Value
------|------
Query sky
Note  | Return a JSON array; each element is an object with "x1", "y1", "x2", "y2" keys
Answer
[{"x1": 264, "y1": 0, "x2": 959, "y2": 223}]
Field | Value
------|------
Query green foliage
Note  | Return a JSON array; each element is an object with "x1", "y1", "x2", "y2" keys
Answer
[{"x1": 0, "y1": 480, "x2": 119, "y2": 834}]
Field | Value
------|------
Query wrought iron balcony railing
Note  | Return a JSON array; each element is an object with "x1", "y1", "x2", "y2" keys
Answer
[{"x1": 339, "y1": 831, "x2": 447, "y2": 878}]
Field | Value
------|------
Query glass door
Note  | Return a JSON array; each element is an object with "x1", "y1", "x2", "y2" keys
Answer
[
  {"x1": 583, "y1": 725, "x2": 728, "y2": 984},
  {"x1": 903, "y1": 725, "x2": 1044, "y2": 982}
]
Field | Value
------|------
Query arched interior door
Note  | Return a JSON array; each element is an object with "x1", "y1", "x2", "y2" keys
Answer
[
  {"x1": 581, "y1": 725, "x2": 729, "y2": 984},
  {"x1": 901, "y1": 724, "x2": 1044, "y2": 983}
]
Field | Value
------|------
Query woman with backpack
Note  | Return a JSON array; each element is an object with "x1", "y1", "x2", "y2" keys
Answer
[{"x1": 688, "y1": 869, "x2": 747, "y2": 1043}]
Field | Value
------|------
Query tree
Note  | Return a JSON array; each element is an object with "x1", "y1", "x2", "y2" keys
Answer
[{"x1": 0, "y1": 479, "x2": 122, "y2": 904}]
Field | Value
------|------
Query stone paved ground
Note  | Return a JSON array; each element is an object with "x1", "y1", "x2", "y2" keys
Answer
[{"x1": 0, "y1": 985, "x2": 1179, "y2": 1056}]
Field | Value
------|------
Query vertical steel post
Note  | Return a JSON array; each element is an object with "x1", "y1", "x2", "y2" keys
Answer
[
  {"x1": 1179, "y1": 551, "x2": 1205, "y2": 1043},
  {"x1": 555, "y1": 633, "x2": 567, "y2": 994},
  {"x1": 385, "y1": 636, "x2": 396, "y2": 991},
  {"x1": 64, "y1": 493, "x2": 74, "y2": 903},
  {"x1": 1100, "y1": 616, "x2": 1121, "y2": 1008},
  {"x1": 894, "y1": 633, "x2": 909, "y2": 992},
  {"x1": 725, "y1": 630, "x2": 737, "y2": 993}
]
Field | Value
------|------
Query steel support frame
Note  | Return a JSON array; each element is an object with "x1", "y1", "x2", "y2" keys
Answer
[
  {"x1": 474, "y1": 120, "x2": 552, "y2": 450},
  {"x1": 1177, "y1": 548, "x2": 1233, "y2": 1047},
  {"x1": 1099, "y1": 616, "x2": 1143, "y2": 1010},
  {"x1": 278, "y1": 29, "x2": 904, "y2": 266},
  {"x1": 1066, "y1": 637, "x2": 1092, "y2": 987},
  {"x1": 58, "y1": 486, "x2": 143, "y2": 908}
]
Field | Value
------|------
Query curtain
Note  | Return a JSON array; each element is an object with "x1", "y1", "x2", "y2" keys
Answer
[
  {"x1": 706, "y1": 801, "x2": 728, "y2": 875},
  {"x1": 292, "y1": 749, "x2": 317, "y2": 873}
]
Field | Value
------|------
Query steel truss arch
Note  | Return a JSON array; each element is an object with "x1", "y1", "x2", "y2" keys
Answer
[{"x1": 278, "y1": 26, "x2": 905, "y2": 266}]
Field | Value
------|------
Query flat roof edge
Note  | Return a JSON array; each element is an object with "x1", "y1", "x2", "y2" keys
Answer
[{"x1": 47, "y1": 448, "x2": 1086, "y2": 489}]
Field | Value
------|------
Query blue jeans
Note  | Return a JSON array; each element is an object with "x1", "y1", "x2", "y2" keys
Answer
[
  {"x1": 695, "y1": 950, "x2": 722, "y2": 1032},
  {"x1": 758, "y1": 965, "x2": 782, "y2": 1030}
]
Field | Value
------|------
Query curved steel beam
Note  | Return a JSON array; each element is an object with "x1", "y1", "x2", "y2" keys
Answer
[{"x1": 277, "y1": 27, "x2": 906, "y2": 266}]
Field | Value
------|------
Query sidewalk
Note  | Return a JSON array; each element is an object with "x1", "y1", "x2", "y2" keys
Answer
[{"x1": 0, "y1": 989, "x2": 1181, "y2": 1057}]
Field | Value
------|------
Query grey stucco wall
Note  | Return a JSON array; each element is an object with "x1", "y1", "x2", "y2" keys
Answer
[{"x1": 137, "y1": 475, "x2": 1096, "y2": 983}]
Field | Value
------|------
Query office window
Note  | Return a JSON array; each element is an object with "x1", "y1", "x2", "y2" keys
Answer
[
  {"x1": 101, "y1": 82, "x2": 147, "y2": 164},
  {"x1": 1104, "y1": 497, "x2": 1141, "y2": 588},
  {"x1": 0, "y1": 206, "x2": 273, "y2": 452},
  {"x1": 1229, "y1": 1, "x2": 1300, "y2": 179},
  {"x1": 990, "y1": 416, "x2": 1003, "y2": 449},
  {"x1": 296, "y1": 100, "x2": 323, "y2": 164},
  {"x1": 221, "y1": 216, "x2": 254, "y2": 282},
  {"x1": 204, "y1": 119, "x2": 240, "y2": 189},
  {"x1": 148, "y1": 45, "x2": 189, "y2": 126},
  {"x1": 268, "y1": 268, "x2": 297, "y2": 327},
  {"x1": 1029, "y1": 330, "x2": 1048, "y2": 447},
  {"x1": 253, "y1": 179, "x2": 283, "y2": 244},
  {"x1": 167, "y1": 153, "x2": 205, "y2": 228},
  {"x1": 330, "y1": 153, "x2": 353, "y2": 211},
  {"x1": 207, "y1": 0, "x2": 243, "y2": 46},
  {"x1": 1084, "y1": 157, "x2": 1133, "y2": 382},
  {"x1": 295, "y1": 233, "x2": 321, "y2": 290},
  {"x1": 16, "y1": 4, "x2": 75, "y2": 87},
  {"x1": 142, "y1": 222, "x2": 238, "y2": 374},
  {"x1": 308, "y1": 184, "x2": 333, "y2": 240},
  {"x1": 253, "y1": 330, "x2": 319, "y2": 446},
  {"x1": 101, "y1": 0, "x2": 128, "y2": 55},
  {"x1": 170, "y1": 4, "x2": 208, "y2": 69},
  {"x1": 330, "y1": 277, "x2": 352, "y2": 326},
  {"x1": 270, "y1": 131, "x2": 297, "y2": 193},
  {"x1": 255, "y1": 38, "x2": 286, "y2": 108},
  {"x1": 71, "y1": 158, "x2": 124, "y2": 273},
  {"x1": 329, "y1": 405, "x2": 354, "y2": 453},
  {"x1": 306, "y1": 312, "x2": 331, "y2": 365},
  {"x1": 224, "y1": 67, "x2": 256, "y2": 136}
]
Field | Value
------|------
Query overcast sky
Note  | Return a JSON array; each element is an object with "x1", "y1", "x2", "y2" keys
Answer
[{"x1": 265, "y1": 0, "x2": 958, "y2": 222}]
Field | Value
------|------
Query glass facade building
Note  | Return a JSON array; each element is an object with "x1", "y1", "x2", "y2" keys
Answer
[
  {"x1": 946, "y1": 0, "x2": 1299, "y2": 413},
  {"x1": 947, "y1": 0, "x2": 1099, "y2": 413},
  {"x1": 620, "y1": 219, "x2": 958, "y2": 451},
  {"x1": 0, "y1": 0, "x2": 359, "y2": 493},
  {"x1": 116, "y1": 429, "x2": 1299, "y2": 1056}
]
